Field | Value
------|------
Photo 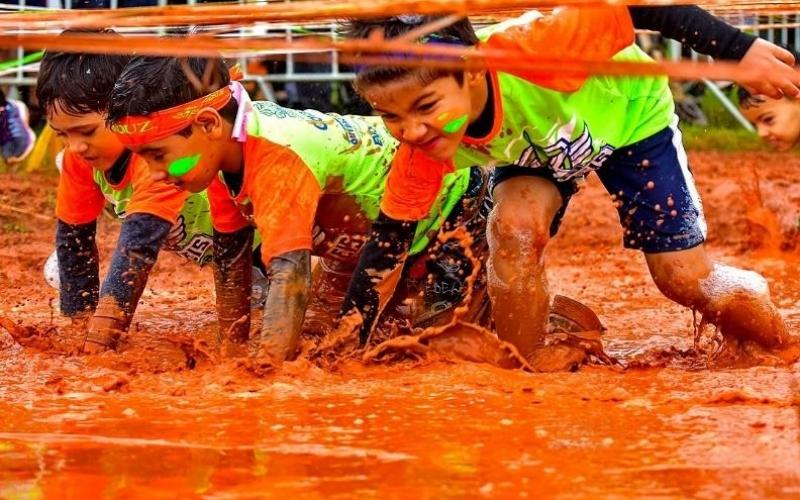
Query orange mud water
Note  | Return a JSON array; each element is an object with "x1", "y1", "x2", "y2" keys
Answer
[{"x1": 1, "y1": 151, "x2": 799, "y2": 497}]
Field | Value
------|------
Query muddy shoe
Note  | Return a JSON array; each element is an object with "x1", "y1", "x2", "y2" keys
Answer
[
  {"x1": 0, "y1": 99, "x2": 35, "y2": 164},
  {"x1": 548, "y1": 294, "x2": 605, "y2": 334},
  {"x1": 527, "y1": 343, "x2": 590, "y2": 372},
  {"x1": 43, "y1": 251, "x2": 60, "y2": 289},
  {"x1": 528, "y1": 331, "x2": 618, "y2": 372}
]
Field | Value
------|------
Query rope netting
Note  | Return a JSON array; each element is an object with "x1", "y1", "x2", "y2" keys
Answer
[{"x1": 0, "y1": 1, "x2": 796, "y2": 84}]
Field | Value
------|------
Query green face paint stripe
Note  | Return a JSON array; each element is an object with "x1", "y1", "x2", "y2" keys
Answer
[
  {"x1": 442, "y1": 114, "x2": 468, "y2": 134},
  {"x1": 167, "y1": 153, "x2": 202, "y2": 177}
]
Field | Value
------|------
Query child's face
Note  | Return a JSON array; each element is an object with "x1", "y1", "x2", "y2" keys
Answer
[
  {"x1": 363, "y1": 73, "x2": 477, "y2": 162},
  {"x1": 48, "y1": 105, "x2": 125, "y2": 171},
  {"x1": 740, "y1": 96, "x2": 800, "y2": 152},
  {"x1": 129, "y1": 118, "x2": 224, "y2": 193}
]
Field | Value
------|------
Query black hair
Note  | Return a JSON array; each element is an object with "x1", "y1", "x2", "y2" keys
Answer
[
  {"x1": 736, "y1": 86, "x2": 767, "y2": 110},
  {"x1": 342, "y1": 16, "x2": 479, "y2": 93},
  {"x1": 106, "y1": 56, "x2": 237, "y2": 137},
  {"x1": 36, "y1": 29, "x2": 131, "y2": 116}
]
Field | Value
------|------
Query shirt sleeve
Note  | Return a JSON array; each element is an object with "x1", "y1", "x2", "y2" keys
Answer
[
  {"x1": 629, "y1": 6, "x2": 756, "y2": 61},
  {"x1": 380, "y1": 144, "x2": 454, "y2": 221},
  {"x1": 246, "y1": 138, "x2": 323, "y2": 264},
  {"x1": 207, "y1": 175, "x2": 251, "y2": 233},
  {"x1": 482, "y1": 6, "x2": 634, "y2": 92},
  {"x1": 125, "y1": 156, "x2": 188, "y2": 224},
  {"x1": 55, "y1": 151, "x2": 106, "y2": 225}
]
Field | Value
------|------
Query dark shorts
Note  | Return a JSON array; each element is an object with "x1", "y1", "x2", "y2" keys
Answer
[
  {"x1": 491, "y1": 121, "x2": 706, "y2": 254},
  {"x1": 400, "y1": 166, "x2": 493, "y2": 327}
]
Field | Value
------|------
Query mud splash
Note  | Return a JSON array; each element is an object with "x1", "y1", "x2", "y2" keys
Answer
[{"x1": 1, "y1": 151, "x2": 800, "y2": 497}]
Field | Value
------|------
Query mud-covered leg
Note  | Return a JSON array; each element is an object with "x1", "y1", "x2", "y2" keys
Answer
[{"x1": 488, "y1": 176, "x2": 562, "y2": 359}]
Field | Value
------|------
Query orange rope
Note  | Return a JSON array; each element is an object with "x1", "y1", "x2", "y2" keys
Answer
[
  {"x1": 0, "y1": 29, "x2": 780, "y2": 84},
  {"x1": 0, "y1": 0, "x2": 797, "y2": 29}
]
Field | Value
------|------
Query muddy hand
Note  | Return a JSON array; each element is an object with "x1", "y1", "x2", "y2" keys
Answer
[
  {"x1": 310, "y1": 311, "x2": 363, "y2": 366},
  {"x1": 83, "y1": 315, "x2": 124, "y2": 354}
]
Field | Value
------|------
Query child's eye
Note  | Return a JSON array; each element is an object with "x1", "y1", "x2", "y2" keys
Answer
[
  {"x1": 152, "y1": 154, "x2": 165, "y2": 162},
  {"x1": 763, "y1": 116, "x2": 774, "y2": 125},
  {"x1": 380, "y1": 113, "x2": 399, "y2": 122},
  {"x1": 80, "y1": 128, "x2": 96, "y2": 137},
  {"x1": 417, "y1": 102, "x2": 436, "y2": 112}
]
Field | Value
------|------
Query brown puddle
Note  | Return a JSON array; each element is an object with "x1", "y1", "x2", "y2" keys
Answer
[{"x1": 1, "y1": 151, "x2": 799, "y2": 497}]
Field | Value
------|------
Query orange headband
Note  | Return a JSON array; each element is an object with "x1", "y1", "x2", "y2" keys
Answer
[{"x1": 111, "y1": 65, "x2": 244, "y2": 147}]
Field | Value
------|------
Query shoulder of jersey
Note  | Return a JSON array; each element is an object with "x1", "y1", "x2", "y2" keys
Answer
[{"x1": 475, "y1": 10, "x2": 544, "y2": 41}]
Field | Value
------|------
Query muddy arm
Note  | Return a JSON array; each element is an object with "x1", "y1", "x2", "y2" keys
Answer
[
  {"x1": 56, "y1": 219, "x2": 100, "y2": 318},
  {"x1": 213, "y1": 225, "x2": 254, "y2": 345},
  {"x1": 86, "y1": 213, "x2": 171, "y2": 348},
  {"x1": 257, "y1": 249, "x2": 311, "y2": 362},
  {"x1": 340, "y1": 212, "x2": 418, "y2": 345},
  {"x1": 629, "y1": 6, "x2": 756, "y2": 60}
]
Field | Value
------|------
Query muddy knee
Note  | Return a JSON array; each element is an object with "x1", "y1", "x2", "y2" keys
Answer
[{"x1": 487, "y1": 203, "x2": 550, "y2": 278}]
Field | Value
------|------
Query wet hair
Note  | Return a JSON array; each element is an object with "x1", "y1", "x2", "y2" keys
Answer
[
  {"x1": 36, "y1": 29, "x2": 130, "y2": 116},
  {"x1": 736, "y1": 86, "x2": 768, "y2": 110},
  {"x1": 342, "y1": 16, "x2": 479, "y2": 93},
  {"x1": 106, "y1": 56, "x2": 238, "y2": 137}
]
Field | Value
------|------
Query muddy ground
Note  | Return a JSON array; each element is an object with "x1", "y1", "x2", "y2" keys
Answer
[{"x1": 0, "y1": 150, "x2": 798, "y2": 498}]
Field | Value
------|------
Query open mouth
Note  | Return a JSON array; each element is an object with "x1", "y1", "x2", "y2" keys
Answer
[{"x1": 416, "y1": 136, "x2": 442, "y2": 153}]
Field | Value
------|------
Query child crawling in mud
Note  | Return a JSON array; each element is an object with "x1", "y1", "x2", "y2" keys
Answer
[
  {"x1": 339, "y1": 6, "x2": 800, "y2": 369},
  {"x1": 36, "y1": 37, "x2": 267, "y2": 354}
]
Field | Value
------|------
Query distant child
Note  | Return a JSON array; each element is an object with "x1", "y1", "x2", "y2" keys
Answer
[
  {"x1": 37, "y1": 40, "x2": 262, "y2": 354},
  {"x1": 738, "y1": 87, "x2": 800, "y2": 152}
]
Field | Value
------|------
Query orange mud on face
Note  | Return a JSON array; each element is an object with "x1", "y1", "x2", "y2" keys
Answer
[{"x1": 1, "y1": 151, "x2": 799, "y2": 497}]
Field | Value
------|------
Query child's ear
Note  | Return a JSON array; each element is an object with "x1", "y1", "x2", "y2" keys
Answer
[
  {"x1": 195, "y1": 108, "x2": 224, "y2": 140},
  {"x1": 465, "y1": 69, "x2": 486, "y2": 88}
]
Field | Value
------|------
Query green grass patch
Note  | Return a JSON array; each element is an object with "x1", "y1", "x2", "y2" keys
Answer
[
  {"x1": 680, "y1": 124, "x2": 768, "y2": 152},
  {"x1": 2, "y1": 220, "x2": 30, "y2": 234}
]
